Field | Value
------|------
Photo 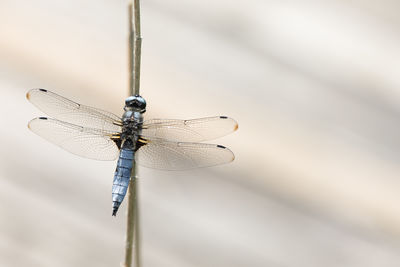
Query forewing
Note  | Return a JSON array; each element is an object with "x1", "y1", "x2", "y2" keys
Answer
[
  {"x1": 27, "y1": 88, "x2": 122, "y2": 132},
  {"x1": 28, "y1": 117, "x2": 120, "y2": 161},
  {"x1": 141, "y1": 116, "x2": 238, "y2": 142},
  {"x1": 136, "y1": 138, "x2": 235, "y2": 170}
]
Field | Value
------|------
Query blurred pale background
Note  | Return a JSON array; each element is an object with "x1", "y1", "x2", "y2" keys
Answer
[{"x1": 1, "y1": 0, "x2": 400, "y2": 266}]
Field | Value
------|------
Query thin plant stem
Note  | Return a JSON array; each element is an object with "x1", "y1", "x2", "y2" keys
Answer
[{"x1": 124, "y1": 0, "x2": 142, "y2": 266}]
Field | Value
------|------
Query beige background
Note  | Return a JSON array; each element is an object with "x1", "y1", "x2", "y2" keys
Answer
[{"x1": 1, "y1": 0, "x2": 400, "y2": 266}]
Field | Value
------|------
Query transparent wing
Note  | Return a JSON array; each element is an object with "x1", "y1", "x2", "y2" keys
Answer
[
  {"x1": 142, "y1": 116, "x2": 238, "y2": 142},
  {"x1": 28, "y1": 117, "x2": 120, "y2": 161},
  {"x1": 27, "y1": 88, "x2": 122, "y2": 132},
  {"x1": 136, "y1": 138, "x2": 235, "y2": 170}
]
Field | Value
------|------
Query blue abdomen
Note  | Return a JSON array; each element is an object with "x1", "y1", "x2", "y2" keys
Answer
[{"x1": 112, "y1": 148, "x2": 134, "y2": 216}]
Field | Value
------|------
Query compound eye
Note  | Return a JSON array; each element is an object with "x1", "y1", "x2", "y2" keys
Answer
[
  {"x1": 125, "y1": 95, "x2": 146, "y2": 111},
  {"x1": 133, "y1": 99, "x2": 145, "y2": 109}
]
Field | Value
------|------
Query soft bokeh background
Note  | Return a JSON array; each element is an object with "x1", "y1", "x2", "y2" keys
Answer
[{"x1": 1, "y1": 0, "x2": 400, "y2": 266}]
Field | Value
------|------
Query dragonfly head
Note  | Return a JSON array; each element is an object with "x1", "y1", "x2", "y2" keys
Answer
[{"x1": 124, "y1": 95, "x2": 146, "y2": 113}]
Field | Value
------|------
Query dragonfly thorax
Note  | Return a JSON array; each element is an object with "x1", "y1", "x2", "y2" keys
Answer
[
  {"x1": 122, "y1": 109, "x2": 143, "y2": 132},
  {"x1": 122, "y1": 110, "x2": 143, "y2": 123},
  {"x1": 121, "y1": 96, "x2": 146, "y2": 149}
]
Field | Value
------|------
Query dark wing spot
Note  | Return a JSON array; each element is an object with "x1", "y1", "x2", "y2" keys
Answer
[
  {"x1": 220, "y1": 116, "x2": 228, "y2": 119},
  {"x1": 39, "y1": 88, "x2": 47, "y2": 92},
  {"x1": 39, "y1": 117, "x2": 48, "y2": 120},
  {"x1": 217, "y1": 145, "x2": 226, "y2": 149},
  {"x1": 113, "y1": 139, "x2": 122, "y2": 150}
]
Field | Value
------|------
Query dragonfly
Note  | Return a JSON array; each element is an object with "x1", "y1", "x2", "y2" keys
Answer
[{"x1": 27, "y1": 89, "x2": 238, "y2": 216}]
